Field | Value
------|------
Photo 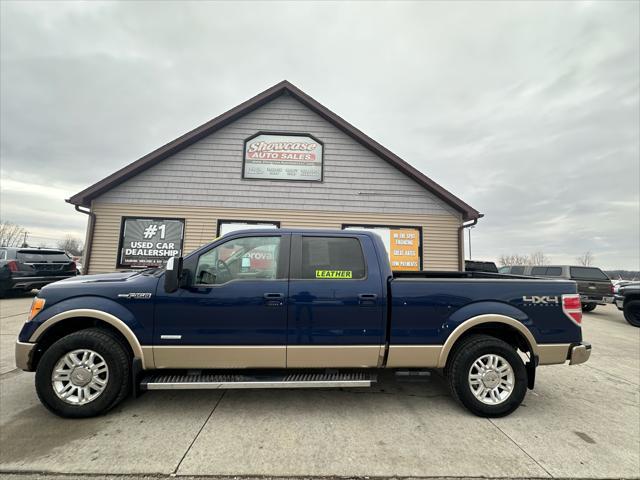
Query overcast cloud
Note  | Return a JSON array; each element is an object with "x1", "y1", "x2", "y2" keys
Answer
[{"x1": 1, "y1": 1, "x2": 638, "y2": 269}]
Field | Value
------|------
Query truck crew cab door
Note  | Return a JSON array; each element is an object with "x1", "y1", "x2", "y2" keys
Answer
[
  {"x1": 153, "y1": 233, "x2": 290, "y2": 369},
  {"x1": 287, "y1": 233, "x2": 385, "y2": 368}
]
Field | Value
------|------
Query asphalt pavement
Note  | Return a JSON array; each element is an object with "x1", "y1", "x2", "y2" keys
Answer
[{"x1": 0, "y1": 294, "x2": 638, "y2": 479}]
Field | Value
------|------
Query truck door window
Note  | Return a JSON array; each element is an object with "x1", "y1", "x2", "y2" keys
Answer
[
  {"x1": 510, "y1": 266, "x2": 525, "y2": 275},
  {"x1": 300, "y1": 237, "x2": 366, "y2": 279},
  {"x1": 195, "y1": 236, "x2": 281, "y2": 285}
]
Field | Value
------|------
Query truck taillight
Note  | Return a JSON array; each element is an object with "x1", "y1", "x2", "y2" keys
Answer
[
  {"x1": 562, "y1": 294, "x2": 582, "y2": 325},
  {"x1": 7, "y1": 261, "x2": 18, "y2": 272},
  {"x1": 610, "y1": 283, "x2": 614, "y2": 295},
  {"x1": 68, "y1": 261, "x2": 76, "y2": 271}
]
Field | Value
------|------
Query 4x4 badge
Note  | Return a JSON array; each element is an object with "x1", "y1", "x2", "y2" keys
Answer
[{"x1": 522, "y1": 295, "x2": 559, "y2": 304}]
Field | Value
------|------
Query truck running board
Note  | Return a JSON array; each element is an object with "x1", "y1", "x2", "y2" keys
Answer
[{"x1": 140, "y1": 372, "x2": 375, "y2": 390}]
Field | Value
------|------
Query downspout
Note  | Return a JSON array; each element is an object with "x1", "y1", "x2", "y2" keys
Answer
[
  {"x1": 75, "y1": 205, "x2": 95, "y2": 275},
  {"x1": 458, "y1": 217, "x2": 480, "y2": 271}
]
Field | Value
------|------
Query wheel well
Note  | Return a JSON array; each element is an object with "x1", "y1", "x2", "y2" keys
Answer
[
  {"x1": 31, "y1": 317, "x2": 134, "y2": 369},
  {"x1": 446, "y1": 322, "x2": 534, "y2": 367}
]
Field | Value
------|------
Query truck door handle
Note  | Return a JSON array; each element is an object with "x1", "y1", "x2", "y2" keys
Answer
[
  {"x1": 263, "y1": 292, "x2": 284, "y2": 306},
  {"x1": 358, "y1": 293, "x2": 378, "y2": 305}
]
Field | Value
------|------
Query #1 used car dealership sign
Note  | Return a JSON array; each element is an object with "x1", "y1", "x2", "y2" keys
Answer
[
  {"x1": 118, "y1": 217, "x2": 184, "y2": 267},
  {"x1": 243, "y1": 133, "x2": 323, "y2": 181}
]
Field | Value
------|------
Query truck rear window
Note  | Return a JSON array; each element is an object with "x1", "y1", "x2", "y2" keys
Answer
[
  {"x1": 17, "y1": 250, "x2": 70, "y2": 263},
  {"x1": 570, "y1": 267, "x2": 609, "y2": 281},
  {"x1": 300, "y1": 237, "x2": 365, "y2": 279}
]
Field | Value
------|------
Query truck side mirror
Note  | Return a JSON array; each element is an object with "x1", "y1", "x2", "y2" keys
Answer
[{"x1": 164, "y1": 256, "x2": 183, "y2": 293}]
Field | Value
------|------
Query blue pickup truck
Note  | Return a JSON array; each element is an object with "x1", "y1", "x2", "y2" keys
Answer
[{"x1": 16, "y1": 229, "x2": 590, "y2": 418}]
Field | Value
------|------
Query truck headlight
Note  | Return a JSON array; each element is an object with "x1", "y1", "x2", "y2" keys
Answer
[{"x1": 27, "y1": 298, "x2": 46, "y2": 322}]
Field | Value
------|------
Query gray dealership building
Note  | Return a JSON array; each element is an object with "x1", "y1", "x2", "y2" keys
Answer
[{"x1": 68, "y1": 81, "x2": 481, "y2": 274}]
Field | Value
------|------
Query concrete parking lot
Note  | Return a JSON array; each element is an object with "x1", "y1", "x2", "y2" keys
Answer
[{"x1": 1, "y1": 294, "x2": 638, "y2": 479}]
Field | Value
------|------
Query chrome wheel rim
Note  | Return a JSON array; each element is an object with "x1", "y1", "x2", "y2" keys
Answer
[
  {"x1": 51, "y1": 349, "x2": 109, "y2": 405},
  {"x1": 468, "y1": 353, "x2": 514, "y2": 405}
]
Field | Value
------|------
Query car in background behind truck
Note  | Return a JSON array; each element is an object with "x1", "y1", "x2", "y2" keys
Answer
[
  {"x1": 614, "y1": 282, "x2": 640, "y2": 327},
  {"x1": 465, "y1": 260, "x2": 498, "y2": 273},
  {"x1": 498, "y1": 265, "x2": 613, "y2": 312},
  {"x1": 0, "y1": 248, "x2": 78, "y2": 297}
]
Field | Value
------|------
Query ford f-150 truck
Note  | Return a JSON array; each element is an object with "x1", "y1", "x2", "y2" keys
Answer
[{"x1": 16, "y1": 229, "x2": 591, "y2": 419}]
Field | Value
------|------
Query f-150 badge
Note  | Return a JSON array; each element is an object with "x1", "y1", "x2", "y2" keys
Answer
[
  {"x1": 117, "y1": 292, "x2": 152, "y2": 299},
  {"x1": 522, "y1": 295, "x2": 559, "y2": 304}
]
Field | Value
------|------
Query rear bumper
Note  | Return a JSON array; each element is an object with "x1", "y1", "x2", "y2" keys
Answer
[
  {"x1": 569, "y1": 342, "x2": 591, "y2": 365},
  {"x1": 580, "y1": 295, "x2": 614, "y2": 305},
  {"x1": 538, "y1": 342, "x2": 591, "y2": 365},
  {"x1": 15, "y1": 341, "x2": 36, "y2": 371}
]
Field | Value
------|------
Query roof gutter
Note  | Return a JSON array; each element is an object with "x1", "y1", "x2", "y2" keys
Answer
[
  {"x1": 458, "y1": 216, "x2": 481, "y2": 271},
  {"x1": 74, "y1": 205, "x2": 95, "y2": 275}
]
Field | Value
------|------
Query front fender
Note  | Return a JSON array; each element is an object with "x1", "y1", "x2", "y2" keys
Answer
[{"x1": 18, "y1": 296, "x2": 149, "y2": 367}]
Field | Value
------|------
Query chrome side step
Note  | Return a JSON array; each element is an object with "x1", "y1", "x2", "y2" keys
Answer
[{"x1": 141, "y1": 372, "x2": 374, "y2": 390}]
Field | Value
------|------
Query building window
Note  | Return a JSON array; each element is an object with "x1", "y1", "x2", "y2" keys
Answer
[
  {"x1": 342, "y1": 225, "x2": 422, "y2": 271},
  {"x1": 217, "y1": 220, "x2": 280, "y2": 237},
  {"x1": 117, "y1": 217, "x2": 185, "y2": 268},
  {"x1": 299, "y1": 236, "x2": 366, "y2": 280}
]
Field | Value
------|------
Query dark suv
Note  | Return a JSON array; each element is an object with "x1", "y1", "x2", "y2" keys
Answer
[
  {"x1": 498, "y1": 265, "x2": 613, "y2": 312},
  {"x1": 0, "y1": 248, "x2": 78, "y2": 297}
]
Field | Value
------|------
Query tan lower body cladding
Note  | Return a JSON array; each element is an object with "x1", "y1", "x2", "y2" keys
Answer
[
  {"x1": 148, "y1": 343, "x2": 573, "y2": 369},
  {"x1": 151, "y1": 345, "x2": 382, "y2": 369}
]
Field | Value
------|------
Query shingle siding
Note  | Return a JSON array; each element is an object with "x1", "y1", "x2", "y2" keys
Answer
[{"x1": 96, "y1": 94, "x2": 461, "y2": 217}]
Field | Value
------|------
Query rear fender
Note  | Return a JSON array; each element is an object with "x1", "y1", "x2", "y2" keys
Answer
[{"x1": 438, "y1": 302, "x2": 540, "y2": 369}]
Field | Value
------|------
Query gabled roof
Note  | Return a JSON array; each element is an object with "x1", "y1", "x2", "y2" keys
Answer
[{"x1": 68, "y1": 80, "x2": 481, "y2": 220}]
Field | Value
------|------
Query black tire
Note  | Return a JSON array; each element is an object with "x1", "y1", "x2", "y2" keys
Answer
[
  {"x1": 446, "y1": 334, "x2": 527, "y2": 417},
  {"x1": 623, "y1": 300, "x2": 640, "y2": 327},
  {"x1": 35, "y1": 328, "x2": 131, "y2": 418},
  {"x1": 581, "y1": 303, "x2": 597, "y2": 312}
]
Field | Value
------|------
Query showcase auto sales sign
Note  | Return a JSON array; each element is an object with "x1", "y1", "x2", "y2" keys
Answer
[{"x1": 243, "y1": 134, "x2": 323, "y2": 181}]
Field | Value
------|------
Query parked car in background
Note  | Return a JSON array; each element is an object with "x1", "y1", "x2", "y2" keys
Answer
[
  {"x1": 612, "y1": 279, "x2": 634, "y2": 294},
  {"x1": 497, "y1": 265, "x2": 613, "y2": 312},
  {"x1": 0, "y1": 248, "x2": 78, "y2": 297},
  {"x1": 614, "y1": 282, "x2": 640, "y2": 327},
  {"x1": 465, "y1": 260, "x2": 498, "y2": 273}
]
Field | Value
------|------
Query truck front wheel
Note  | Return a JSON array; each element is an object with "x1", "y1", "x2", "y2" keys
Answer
[
  {"x1": 446, "y1": 334, "x2": 527, "y2": 417},
  {"x1": 35, "y1": 328, "x2": 131, "y2": 418}
]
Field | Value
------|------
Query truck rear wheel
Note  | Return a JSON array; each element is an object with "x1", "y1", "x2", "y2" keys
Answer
[
  {"x1": 35, "y1": 328, "x2": 131, "y2": 418},
  {"x1": 581, "y1": 303, "x2": 596, "y2": 312},
  {"x1": 446, "y1": 334, "x2": 527, "y2": 417},
  {"x1": 623, "y1": 300, "x2": 640, "y2": 327}
]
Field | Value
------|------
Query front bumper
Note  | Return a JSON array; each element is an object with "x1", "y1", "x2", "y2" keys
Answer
[
  {"x1": 614, "y1": 295, "x2": 624, "y2": 311},
  {"x1": 15, "y1": 341, "x2": 36, "y2": 371},
  {"x1": 569, "y1": 342, "x2": 591, "y2": 365}
]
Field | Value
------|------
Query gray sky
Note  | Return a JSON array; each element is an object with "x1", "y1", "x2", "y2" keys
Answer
[{"x1": 1, "y1": 1, "x2": 638, "y2": 269}]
